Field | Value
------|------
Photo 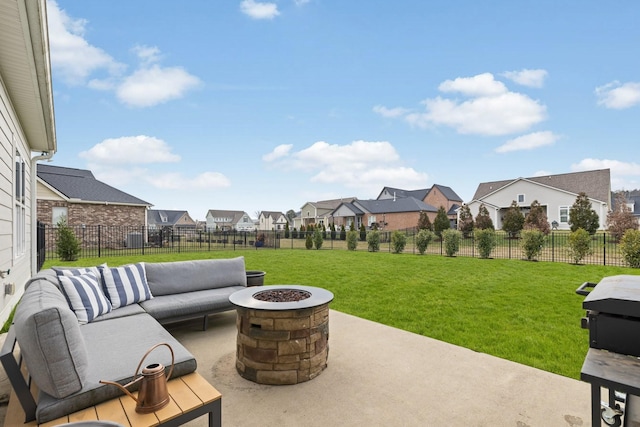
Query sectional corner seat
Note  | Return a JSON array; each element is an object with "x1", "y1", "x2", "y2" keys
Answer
[{"x1": 1, "y1": 256, "x2": 248, "y2": 424}]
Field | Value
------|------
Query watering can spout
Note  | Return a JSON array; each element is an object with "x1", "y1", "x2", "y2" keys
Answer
[{"x1": 99, "y1": 376, "x2": 143, "y2": 403}]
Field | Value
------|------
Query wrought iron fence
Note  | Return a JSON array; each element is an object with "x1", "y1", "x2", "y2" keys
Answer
[{"x1": 41, "y1": 224, "x2": 631, "y2": 268}]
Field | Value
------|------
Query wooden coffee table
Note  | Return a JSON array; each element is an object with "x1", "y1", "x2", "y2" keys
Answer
[{"x1": 4, "y1": 372, "x2": 222, "y2": 427}]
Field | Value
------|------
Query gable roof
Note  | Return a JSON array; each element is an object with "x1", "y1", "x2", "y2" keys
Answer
[
  {"x1": 260, "y1": 211, "x2": 286, "y2": 221},
  {"x1": 431, "y1": 184, "x2": 463, "y2": 202},
  {"x1": 377, "y1": 187, "x2": 430, "y2": 201},
  {"x1": 473, "y1": 169, "x2": 611, "y2": 205},
  {"x1": 355, "y1": 197, "x2": 437, "y2": 214},
  {"x1": 37, "y1": 164, "x2": 151, "y2": 206},
  {"x1": 307, "y1": 198, "x2": 357, "y2": 210},
  {"x1": 206, "y1": 210, "x2": 250, "y2": 224},
  {"x1": 148, "y1": 210, "x2": 192, "y2": 226}
]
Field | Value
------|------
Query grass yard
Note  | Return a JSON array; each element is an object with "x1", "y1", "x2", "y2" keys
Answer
[{"x1": 45, "y1": 249, "x2": 640, "y2": 379}]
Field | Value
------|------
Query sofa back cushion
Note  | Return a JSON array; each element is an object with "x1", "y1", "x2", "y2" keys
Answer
[
  {"x1": 145, "y1": 257, "x2": 247, "y2": 296},
  {"x1": 14, "y1": 280, "x2": 89, "y2": 399}
]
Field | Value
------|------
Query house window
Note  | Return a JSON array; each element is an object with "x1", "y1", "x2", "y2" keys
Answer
[
  {"x1": 14, "y1": 150, "x2": 27, "y2": 258},
  {"x1": 52, "y1": 207, "x2": 68, "y2": 226},
  {"x1": 559, "y1": 206, "x2": 569, "y2": 224},
  {"x1": 368, "y1": 215, "x2": 376, "y2": 226},
  {"x1": 517, "y1": 194, "x2": 525, "y2": 203}
]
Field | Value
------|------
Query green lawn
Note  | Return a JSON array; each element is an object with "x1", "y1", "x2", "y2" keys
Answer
[{"x1": 45, "y1": 250, "x2": 640, "y2": 379}]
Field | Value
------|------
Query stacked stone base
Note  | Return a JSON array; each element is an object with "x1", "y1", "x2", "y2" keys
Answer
[{"x1": 235, "y1": 304, "x2": 329, "y2": 385}]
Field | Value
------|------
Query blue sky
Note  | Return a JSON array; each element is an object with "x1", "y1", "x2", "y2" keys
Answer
[{"x1": 47, "y1": 0, "x2": 640, "y2": 220}]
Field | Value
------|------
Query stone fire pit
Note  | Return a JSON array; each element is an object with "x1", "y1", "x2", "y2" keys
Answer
[{"x1": 229, "y1": 285, "x2": 334, "y2": 385}]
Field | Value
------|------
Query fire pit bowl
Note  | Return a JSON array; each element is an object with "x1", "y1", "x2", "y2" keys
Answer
[{"x1": 229, "y1": 285, "x2": 334, "y2": 385}]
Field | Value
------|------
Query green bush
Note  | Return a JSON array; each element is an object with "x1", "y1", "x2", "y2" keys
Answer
[
  {"x1": 56, "y1": 218, "x2": 80, "y2": 261},
  {"x1": 367, "y1": 230, "x2": 380, "y2": 252},
  {"x1": 291, "y1": 227, "x2": 298, "y2": 239},
  {"x1": 433, "y1": 206, "x2": 450, "y2": 238},
  {"x1": 621, "y1": 229, "x2": 640, "y2": 268},
  {"x1": 415, "y1": 229, "x2": 434, "y2": 255},
  {"x1": 340, "y1": 225, "x2": 346, "y2": 240},
  {"x1": 442, "y1": 229, "x2": 461, "y2": 257},
  {"x1": 305, "y1": 233, "x2": 313, "y2": 249},
  {"x1": 521, "y1": 229, "x2": 545, "y2": 261},
  {"x1": 391, "y1": 231, "x2": 407, "y2": 254},
  {"x1": 567, "y1": 228, "x2": 593, "y2": 264},
  {"x1": 475, "y1": 228, "x2": 496, "y2": 259},
  {"x1": 312, "y1": 228, "x2": 324, "y2": 250},
  {"x1": 347, "y1": 230, "x2": 358, "y2": 251},
  {"x1": 359, "y1": 224, "x2": 367, "y2": 241}
]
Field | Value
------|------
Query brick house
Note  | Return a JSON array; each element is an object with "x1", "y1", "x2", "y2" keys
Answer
[{"x1": 37, "y1": 164, "x2": 151, "y2": 227}]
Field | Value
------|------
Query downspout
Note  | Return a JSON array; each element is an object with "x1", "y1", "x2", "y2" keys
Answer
[{"x1": 30, "y1": 151, "x2": 54, "y2": 275}]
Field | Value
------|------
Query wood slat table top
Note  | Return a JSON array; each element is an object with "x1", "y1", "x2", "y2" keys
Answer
[{"x1": 5, "y1": 373, "x2": 221, "y2": 427}]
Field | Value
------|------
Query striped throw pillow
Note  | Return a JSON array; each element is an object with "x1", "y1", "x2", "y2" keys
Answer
[
  {"x1": 54, "y1": 266, "x2": 102, "y2": 278},
  {"x1": 58, "y1": 273, "x2": 112, "y2": 324},
  {"x1": 100, "y1": 263, "x2": 153, "y2": 309}
]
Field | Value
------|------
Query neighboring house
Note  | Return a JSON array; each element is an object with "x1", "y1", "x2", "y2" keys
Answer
[
  {"x1": 332, "y1": 198, "x2": 438, "y2": 231},
  {"x1": 296, "y1": 198, "x2": 357, "y2": 230},
  {"x1": 467, "y1": 169, "x2": 611, "y2": 231},
  {"x1": 258, "y1": 211, "x2": 288, "y2": 231},
  {"x1": 148, "y1": 209, "x2": 196, "y2": 231},
  {"x1": 0, "y1": 0, "x2": 57, "y2": 324},
  {"x1": 205, "y1": 209, "x2": 255, "y2": 232},
  {"x1": 378, "y1": 184, "x2": 463, "y2": 227},
  {"x1": 613, "y1": 190, "x2": 640, "y2": 223},
  {"x1": 37, "y1": 164, "x2": 152, "y2": 227}
]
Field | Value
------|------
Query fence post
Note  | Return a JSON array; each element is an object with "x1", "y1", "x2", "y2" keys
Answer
[
  {"x1": 98, "y1": 225, "x2": 101, "y2": 258},
  {"x1": 603, "y1": 232, "x2": 607, "y2": 266},
  {"x1": 508, "y1": 235, "x2": 511, "y2": 259},
  {"x1": 141, "y1": 226, "x2": 145, "y2": 255},
  {"x1": 551, "y1": 232, "x2": 555, "y2": 262}
]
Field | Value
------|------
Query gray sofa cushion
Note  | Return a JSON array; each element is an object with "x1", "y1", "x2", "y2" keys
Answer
[
  {"x1": 145, "y1": 257, "x2": 247, "y2": 296},
  {"x1": 139, "y1": 286, "x2": 245, "y2": 321},
  {"x1": 13, "y1": 280, "x2": 89, "y2": 399},
  {"x1": 92, "y1": 303, "x2": 146, "y2": 322},
  {"x1": 35, "y1": 313, "x2": 197, "y2": 423}
]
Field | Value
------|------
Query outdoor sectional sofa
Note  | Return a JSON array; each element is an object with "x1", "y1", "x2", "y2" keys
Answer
[{"x1": 1, "y1": 256, "x2": 249, "y2": 423}]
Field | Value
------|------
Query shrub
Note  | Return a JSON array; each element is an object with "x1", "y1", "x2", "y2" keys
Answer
[
  {"x1": 475, "y1": 204, "x2": 494, "y2": 230},
  {"x1": 524, "y1": 200, "x2": 550, "y2": 235},
  {"x1": 305, "y1": 233, "x2": 313, "y2": 249},
  {"x1": 284, "y1": 222, "x2": 290, "y2": 238},
  {"x1": 300, "y1": 225, "x2": 306, "y2": 239},
  {"x1": 567, "y1": 228, "x2": 593, "y2": 264},
  {"x1": 521, "y1": 229, "x2": 545, "y2": 261},
  {"x1": 503, "y1": 201, "x2": 524, "y2": 237},
  {"x1": 367, "y1": 230, "x2": 380, "y2": 252},
  {"x1": 458, "y1": 204, "x2": 474, "y2": 237},
  {"x1": 475, "y1": 228, "x2": 496, "y2": 259},
  {"x1": 415, "y1": 229, "x2": 434, "y2": 255},
  {"x1": 569, "y1": 192, "x2": 599, "y2": 235},
  {"x1": 391, "y1": 231, "x2": 407, "y2": 254},
  {"x1": 312, "y1": 228, "x2": 323, "y2": 250},
  {"x1": 292, "y1": 227, "x2": 298, "y2": 239},
  {"x1": 433, "y1": 206, "x2": 450, "y2": 238},
  {"x1": 347, "y1": 230, "x2": 358, "y2": 251},
  {"x1": 621, "y1": 229, "x2": 640, "y2": 268},
  {"x1": 442, "y1": 229, "x2": 461, "y2": 257},
  {"x1": 359, "y1": 224, "x2": 367, "y2": 241},
  {"x1": 330, "y1": 223, "x2": 336, "y2": 240},
  {"x1": 417, "y1": 211, "x2": 432, "y2": 231},
  {"x1": 340, "y1": 225, "x2": 346, "y2": 240},
  {"x1": 56, "y1": 217, "x2": 80, "y2": 261},
  {"x1": 607, "y1": 192, "x2": 639, "y2": 242}
]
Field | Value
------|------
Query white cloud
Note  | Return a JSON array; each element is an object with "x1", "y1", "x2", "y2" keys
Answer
[
  {"x1": 240, "y1": 0, "x2": 280, "y2": 19},
  {"x1": 595, "y1": 81, "x2": 640, "y2": 109},
  {"x1": 263, "y1": 144, "x2": 293, "y2": 162},
  {"x1": 149, "y1": 172, "x2": 231, "y2": 190},
  {"x1": 294, "y1": 0, "x2": 310, "y2": 5},
  {"x1": 133, "y1": 45, "x2": 163, "y2": 66},
  {"x1": 501, "y1": 69, "x2": 548, "y2": 88},
  {"x1": 495, "y1": 131, "x2": 559, "y2": 153},
  {"x1": 373, "y1": 105, "x2": 410, "y2": 118},
  {"x1": 532, "y1": 170, "x2": 553, "y2": 177},
  {"x1": 47, "y1": 0, "x2": 125, "y2": 84},
  {"x1": 438, "y1": 73, "x2": 508, "y2": 97},
  {"x1": 116, "y1": 65, "x2": 201, "y2": 108},
  {"x1": 79, "y1": 135, "x2": 181, "y2": 164}
]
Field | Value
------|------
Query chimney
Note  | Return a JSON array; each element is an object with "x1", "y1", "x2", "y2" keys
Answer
[{"x1": 393, "y1": 192, "x2": 396, "y2": 202}]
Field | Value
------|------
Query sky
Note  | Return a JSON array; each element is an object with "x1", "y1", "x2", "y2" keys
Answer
[{"x1": 46, "y1": 0, "x2": 640, "y2": 221}]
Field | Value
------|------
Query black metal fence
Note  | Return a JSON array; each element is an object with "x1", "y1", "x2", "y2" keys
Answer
[{"x1": 40, "y1": 224, "x2": 634, "y2": 268}]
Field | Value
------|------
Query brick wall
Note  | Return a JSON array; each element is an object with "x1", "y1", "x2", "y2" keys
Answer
[{"x1": 38, "y1": 200, "x2": 146, "y2": 227}]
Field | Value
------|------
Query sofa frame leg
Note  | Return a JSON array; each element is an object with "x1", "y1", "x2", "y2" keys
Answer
[{"x1": 202, "y1": 315, "x2": 208, "y2": 331}]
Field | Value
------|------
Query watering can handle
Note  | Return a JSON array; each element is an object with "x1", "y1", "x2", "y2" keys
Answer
[{"x1": 134, "y1": 342, "x2": 175, "y2": 381}]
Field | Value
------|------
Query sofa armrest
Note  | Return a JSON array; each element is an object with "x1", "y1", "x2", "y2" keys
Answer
[{"x1": 0, "y1": 326, "x2": 37, "y2": 422}]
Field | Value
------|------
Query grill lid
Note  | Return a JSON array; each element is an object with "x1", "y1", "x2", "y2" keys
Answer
[{"x1": 583, "y1": 275, "x2": 640, "y2": 317}]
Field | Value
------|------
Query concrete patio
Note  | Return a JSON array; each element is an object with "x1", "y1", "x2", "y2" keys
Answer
[{"x1": 165, "y1": 309, "x2": 592, "y2": 427}]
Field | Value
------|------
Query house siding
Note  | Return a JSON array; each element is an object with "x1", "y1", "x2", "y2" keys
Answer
[{"x1": 38, "y1": 200, "x2": 146, "y2": 227}]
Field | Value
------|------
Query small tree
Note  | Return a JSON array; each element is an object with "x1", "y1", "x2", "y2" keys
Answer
[
  {"x1": 524, "y1": 200, "x2": 550, "y2": 235},
  {"x1": 359, "y1": 224, "x2": 367, "y2": 241},
  {"x1": 521, "y1": 229, "x2": 545, "y2": 261},
  {"x1": 607, "y1": 192, "x2": 638, "y2": 242},
  {"x1": 291, "y1": 227, "x2": 298, "y2": 239},
  {"x1": 56, "y1": 217, "x2": 80, "y2": 261},
  {"x1": 300, "y1": 225, "x2": 306, "y2": 239},
  {"x1": 284, "y1": 222, "x2": 290, "y2": 238},
  {"x1": 346, "y1": 230, "x2": 358, "y2": 251},
  {"x1": 475, "y1": 204, "x2": 494, "y2": 230},
  {"x1": 322, "y1": 223, "x2": 327, "y2": 238},
  {"x1": 312, "y1": 227, "x2": 323, "y2": 250},
  {"x1": 569, "y1": 192, "x2": 599, "y2": 235},
  {"x1": 458, "y1": 204, "x2": 474, "y2": 237},
  {"x1": 568, "y1": 228, "x2": 593, "y2": 264},
  {"x1": 305, "y1": 232, "x2": 313, "y2": 249},
  {"x1": 475, "y1": 228, "x2": 496, "y2": 259},
  {"x1": 340, "y1": 224, "x2": 346, "y2": 240},
  {"x1": 330, "y1": 223, "x2": 336, "y2": 240},
  {"x1": 367, "y1": 230, "x2": 380, "y2": 252},
  {"x1": 391, "y1": 231, "x2": 407, "y2": 254},
  {"x1": 433, "y1": 206, "x2": 450, "y2": 238},
  {"x1": 415, "y1": 229, "x2": 434, "y2": 255},
  {"x1": 621, "y1": 229, "x2": 640, "y2": 268},
  {"x1": 417, "y1": 211, "x2": 432, "y2": 231},
  {"x1": 442, "y1": 229, "x2": 461, "y2": 257},
  {"x1": 502, "y1": 201, "x2": 525, "y2": 237}
]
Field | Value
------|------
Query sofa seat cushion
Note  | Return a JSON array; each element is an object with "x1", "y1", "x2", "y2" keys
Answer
[
  {"x1": 35, "y1": 313, "x2": 197, "y2": 423},
  {"x1": 14, "y1": 280, "x2": 89, "y2": 399},
  {"x1": 145, "y1": 257, "x2": 247, "y2": 296},
  {"x1": 139, "y1": 286, "x2": 245, "y2": 322},
  {"x1": 92, "y1": 303, "x2": 146, "y2": 322}
]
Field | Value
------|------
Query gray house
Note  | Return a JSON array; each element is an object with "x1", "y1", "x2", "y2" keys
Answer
[{"x1": 147, "y1": 209, "x2": 196, "y2": 231}]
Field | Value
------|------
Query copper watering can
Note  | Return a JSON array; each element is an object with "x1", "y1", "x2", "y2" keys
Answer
[{"x1": 100, "y1": 343, "x2": 175, "y2": 414}]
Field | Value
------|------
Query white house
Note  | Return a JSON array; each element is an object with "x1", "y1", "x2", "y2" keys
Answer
[
  {"x1": 205, "y1": 209, "x2": 255, "y2": 232},
  {"x1": 0, "y1": 0, "x2": 57, "y2": 325},
  {"x1": 258, "y1": 211, "x2": 288, "y2": 231},
  {"x1": 466, "y1": 169, "x2": 611, "y2": 231}
]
